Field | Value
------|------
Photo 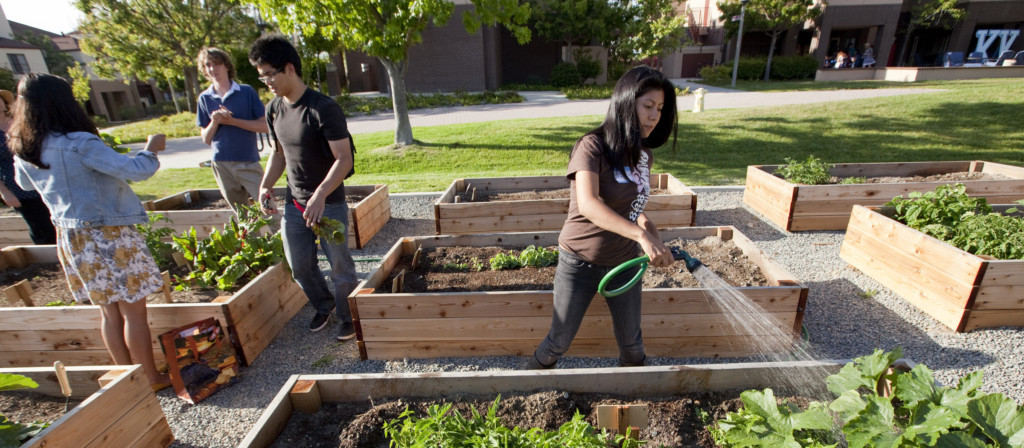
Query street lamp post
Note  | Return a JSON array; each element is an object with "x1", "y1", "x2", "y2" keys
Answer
[{"x1": 730, "y1": 0, "x2": 750, "y2": 88}]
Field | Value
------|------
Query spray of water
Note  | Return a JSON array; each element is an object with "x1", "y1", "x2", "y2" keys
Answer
[{"x1": 691, "y1": 265, "x2": 834, "y2": 401}]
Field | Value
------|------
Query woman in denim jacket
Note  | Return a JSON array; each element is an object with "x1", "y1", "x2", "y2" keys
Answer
[{"x1": 8, "y1": 74, "x2": 171, "y2": 390}]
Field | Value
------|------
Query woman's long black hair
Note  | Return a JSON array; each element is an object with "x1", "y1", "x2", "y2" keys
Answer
[
  {"x1": 587, "y1": 65, "x2": 677, "y2": 170},
  {"x1": 8, "y1": 73, "x2": 98, "y2": 169}
]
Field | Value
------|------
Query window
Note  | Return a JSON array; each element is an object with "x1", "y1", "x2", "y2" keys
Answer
[{"x1": 7, "y1": 54, "x2": 29, "y2": 74}]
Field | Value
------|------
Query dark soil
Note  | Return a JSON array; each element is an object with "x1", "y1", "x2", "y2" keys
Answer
[
  {"x1": 0, "y1": 390, "x2": 83, "y2": 428},
  {"x1": 816, "y1": 171, "x2": 1007, "y2": 184},
  {"x1": 455, "y1": 188, "x2": 668, "y2": 203},
  {"x1": 376, "y1": 236, "x2": 768, "y2": 293},
  {"x1": 0, "y1": 262, "x2": 224, "y2": 307},
  {"x1": 269, "y1": 389, "x2": 815, "y2": 448}
]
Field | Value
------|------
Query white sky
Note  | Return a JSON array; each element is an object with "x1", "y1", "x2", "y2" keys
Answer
[{"x1": 3, "y1": 0, "x2": 83, "y2": 35}]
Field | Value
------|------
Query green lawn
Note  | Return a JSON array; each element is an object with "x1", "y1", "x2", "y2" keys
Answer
[{"x1": 129, "y1": 78, "x2": 1024, "y2": 199}]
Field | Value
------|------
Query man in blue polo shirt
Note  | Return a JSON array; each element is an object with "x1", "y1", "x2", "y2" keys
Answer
[{"x1": 196, "y1": 47, "x2": 268, "y2": 214}]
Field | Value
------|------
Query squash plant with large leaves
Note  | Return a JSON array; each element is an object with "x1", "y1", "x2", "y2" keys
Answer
[
  {"x1": 172, "y1": 204, "x2": 284, "y2": 291},
  {"x1": 712, "y1": 348, "x2": 1024, "y2": 447}
]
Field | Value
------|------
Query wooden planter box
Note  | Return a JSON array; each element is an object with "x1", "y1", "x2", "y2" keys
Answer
[
  {"x1": 743, "y1": 160, "x2": 1024, "y2": 231},
  {"x1": 840, "y1": 205, "x2": 1024, "y2": 332},
  {"x1": 0, "y1": 245, "x2": 305, "y2": 367},
  {"x1": 238, "y1": 360, "x2": 843, "y2": 448},
  {"x1": 349, "y1": 227, "x2": 807, "y2": 360},
  {"x1": 142, "y1": 184, "x2": 390, "y2": 249},
  {"x1": 433, "y1": 174, "x2": 696, "y2": 235},
  {"x1": 0, "y1": 364, "x2": 173, "y2": 448}
]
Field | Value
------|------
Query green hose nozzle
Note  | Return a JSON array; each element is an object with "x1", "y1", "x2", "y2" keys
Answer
[{"x1": 597, "y1": 247, "x2": 703, "y2": 297}]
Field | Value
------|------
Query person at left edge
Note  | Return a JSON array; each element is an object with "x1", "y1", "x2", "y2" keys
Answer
[
  {"x1": 0, "y1": 89, "x2": 56, "y2": 244},
  {"x1": 196, "y1": 47, "x2": 269, "y2": 215}
]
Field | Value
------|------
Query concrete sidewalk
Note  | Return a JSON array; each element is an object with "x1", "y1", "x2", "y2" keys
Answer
[{"x1": 135, "y1": 81, "x2": 941, "y2": 169}]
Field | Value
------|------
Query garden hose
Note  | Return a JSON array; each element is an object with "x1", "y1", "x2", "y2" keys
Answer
[{"x1": 598, "y1": 247, "x2": 702, "y2": 298}]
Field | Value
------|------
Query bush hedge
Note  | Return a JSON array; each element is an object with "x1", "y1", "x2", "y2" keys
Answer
[{"x1": 699, "y1": 55, "x2": 819, "y2": 82}]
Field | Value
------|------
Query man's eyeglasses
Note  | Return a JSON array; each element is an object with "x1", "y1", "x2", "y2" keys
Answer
[{"x1": 258, "y1": 68, "x2": 283, "y2": 84}]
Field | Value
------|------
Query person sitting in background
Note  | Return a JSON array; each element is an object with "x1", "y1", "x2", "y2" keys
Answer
[
  {"x1": 835, "y1": 51, "x2": 848, "y2": 69},
  {"x1": 861, "y1": 43, "x2": 877, "y2": 68},
  {"x1": 0, "y1": 89, "x2": 56, "y2": 244}
]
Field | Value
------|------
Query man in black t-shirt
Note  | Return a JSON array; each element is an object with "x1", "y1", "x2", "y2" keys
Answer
[{"x1": 249, "y1": 35, "x2": 358, "y2": 341}]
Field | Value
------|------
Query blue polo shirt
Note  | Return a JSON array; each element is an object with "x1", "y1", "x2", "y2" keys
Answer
[{"x1": 196, "y1": 82, "x2": 265, "y2": 162}]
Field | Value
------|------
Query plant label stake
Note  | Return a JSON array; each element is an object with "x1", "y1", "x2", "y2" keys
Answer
[
  {"x1": 392, "y1": 269, "x2": 405, "y2": 293},
  {"x1": 54, "y1": 361, "x2": 72, "y2": 412},
  {"x1": 4, "y1": 279, "x2": 34, "y2": 307},
  {"x1": 160, "y1": 271, "x2": 173, "y2": 303},
  {"x1": 597, "y1": 404, "x2": 648, "y2": 443},
  {"x1": 411, "y1": 245, "x2": 422, "y2": 270}
]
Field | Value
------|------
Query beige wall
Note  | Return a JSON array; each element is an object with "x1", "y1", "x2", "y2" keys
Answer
[{"x1": 0, "y1": 48, "x2": 49, "y2": 75}]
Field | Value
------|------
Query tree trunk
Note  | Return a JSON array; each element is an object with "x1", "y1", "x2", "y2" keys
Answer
[
  {"x1": 380, "y1": 58, "x2": 414, "y2": 147},
  {"x1": 896, "y1": 24, "x2": 916, "y2": 67},
  {"x1": 763, "y1": 31, "x2": 780, "y2": 81},
  {"x1": 166, "y1": 76, "x2": 181, "y2": 114},
  {"x1": 183, "y1": 66, "x2": 200, "y2": 113}
]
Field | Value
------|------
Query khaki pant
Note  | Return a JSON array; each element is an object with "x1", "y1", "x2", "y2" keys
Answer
[{"x1": 211, "y1": 160, "x2": 264, "y2": 214}]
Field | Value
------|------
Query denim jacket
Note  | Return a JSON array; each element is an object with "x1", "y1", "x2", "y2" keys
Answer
[{"x1": 14, "y1": 131, "x2": 159, "y2": 228}]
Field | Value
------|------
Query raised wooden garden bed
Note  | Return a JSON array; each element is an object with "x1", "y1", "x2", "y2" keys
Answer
[
  {"x1": 349, "y1": 227, "x2": 807, "y2": 360},
  {"x1": 433, "y1": 174, "x2": 696, "y2": 235},
  {"x1": 1, "y1": 364, "x2": 173, "y2": 448},
  {"x1": 840, "y1": 204, "x2": 1024, "y2": 332},
  {"x1": 743, "y1": 160, "x2": 1024, "y2": 231},
  {"x1": 0, "y1": 245, "x2": 304, "y2": 367},
  {"x1": 237, "y1": 360, "x2": 842, "y2": 448},
  {"x1": 141, "y1": 184, "x2": 390, "y2": 249}
]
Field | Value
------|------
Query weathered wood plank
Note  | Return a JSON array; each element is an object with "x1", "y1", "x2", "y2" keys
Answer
[
  {"x1": 964, "y1": 309, "x2": 1024, "y2": 332},
  {"x1": 0, "y1": 350, "x2": 113, "y2": 368},
  {"x1": 80, "y1": 392, "x2": 173, "y2": 448},
  {"x1": 237, "y1": 375, "x2": 298, "y2": 448},
  {"x1": 972, "y1": 286, "x2": 1024, "y2": 309},
  {"x1": 362, "y1": 335, "x2": 785, "y2": 359},
  {"x1": 0, "y1": 365, "x2": 113, "y2": 398},
  {"x1": 358, "y1": 312, "x2": 796, "y2": 342},
  {"x1": 979, "y1": 261, "x2": 1024, "y2": 286},
  {"x1": 351, "y1": 287, "x2": 801, "y2": 320}
]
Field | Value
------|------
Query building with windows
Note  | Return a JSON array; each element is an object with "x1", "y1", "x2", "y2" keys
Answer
[{"x1": 0, "y1": 5, "x2": 47, "y2": 78}]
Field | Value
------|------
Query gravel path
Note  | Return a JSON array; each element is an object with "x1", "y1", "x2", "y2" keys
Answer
[{"x1": 159, "y1": 187, "x2": 1024, "y2": 447}]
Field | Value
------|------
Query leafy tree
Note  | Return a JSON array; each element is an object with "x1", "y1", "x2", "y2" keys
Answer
[
  {"x1": 529, "y1": 0, "x2": 612, "y2": 57},
  {"x1": 0, "y1": 68, "x2": 15, "y2": 91},
  {"x1": 74, "y1": 0, "x2": 260, "y2": 112},
  {"x1": 67, "y1": 62, "x2": 92, "y2": 105},
  {"x1": 895, "y1": 0, "x2": 967, "y2": 66},
  {"x1": 14, "y1": 32, "x2": 76, "y2": 78},
  {"x1": 605, "y1": 0, "x2": 688, "y2": 68},
  {"x1": 256, "y1": 0, "x2": 532, "y2": 147},
  {"x1": 718, "y1": 0, "x2": 822, "y2": 81}
]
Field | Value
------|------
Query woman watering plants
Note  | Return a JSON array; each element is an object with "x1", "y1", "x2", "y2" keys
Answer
[
  {"x1": 527, "y1": 66, "x2": 678, "y2": 369},
  {"x1": 7, "y1": 74, "x2": 171, "y2": 391}
]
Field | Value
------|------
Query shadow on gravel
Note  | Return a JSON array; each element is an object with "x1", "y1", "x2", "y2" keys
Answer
[
  {"x1": 695, "y1": 205, "x2": 789, "y2": 243},
  {"x1": 800, "y1": 277, "x2": 993, "y2": 370}
]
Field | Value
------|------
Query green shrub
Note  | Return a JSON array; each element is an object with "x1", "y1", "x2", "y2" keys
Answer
[
  {"x1": 776, "y1": 155, "x2": 832, "y2": 185},
  {"x1": 91, "y1": 115, "x2": 110, "y2": 129},
  {"x1": 699, "y1": 64, "x2": 731, "y2": 83},
  {"x1": 769, "y1": 55, "x2": 820, "y2": 80},
  {"x1": 146, "y1": 100, "x2": 182, "y2": 117},
  {"x1": 736, "y1": 58, "x2": 767, "y2": 81},
  {"x1": 550, "y1": 62, "x2": 582, "y2": 88},
  {"x1": 116, "y1": 104, "x2": 140, "y2": 121},
  {"x1": 573, "y1": 49, "x2": 603, "y2": 83},
  {"x1": 0, "y1": 68, "x2": 15, "y2": 91},
  {"x1": 136, "y1": 213, "x2": 176, "y2": 269}
]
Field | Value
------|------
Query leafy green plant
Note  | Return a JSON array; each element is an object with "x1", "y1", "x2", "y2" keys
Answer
[
  {"x1": 44, "y1": 300, "x2": 74, "y2": 307},
  {"x1": 840, "y1": 177, "x2": 866, "y2": 185},
  {"x1": 99, "y1": 133, "x2": 129, "y2": 154},
  {"x1": 441, "y1": 262, "x2": 469, "y2": 272},
  {"x1": 0, "y1": 373, "x2": 49, "y2": 446},
  {"x1": 713, "y1": 348, "x2": 1024, "y2": 448},
  {"x1": 518, "y1": 245, "x2": 559, "y2": 268},
  {"x1": 776, "y1": 156, "x2": 832, "y2": 185},
  {"x1": 887, "y1": 184, "x2": 1024, "y2": 259},
  {"x1": 856, "y1": 289, "x2": 877, "y2": 299},
  {"x1": 136, "y1": 213, "x2": 176, "y2": 269},
  {"x1": 489, "y1": 251, "x2": 523, "y2": 270},
  {"x1": 171, "y1": 204, "x2": 283, "y2": 291},
  {"x1": 382, "y1": 395, "x2": 628, "y2": 447}
]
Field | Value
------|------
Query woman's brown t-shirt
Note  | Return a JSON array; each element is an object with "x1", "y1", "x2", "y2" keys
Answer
[{"x1": 558, "y1": 134, "x2": 652, "y2": 266}]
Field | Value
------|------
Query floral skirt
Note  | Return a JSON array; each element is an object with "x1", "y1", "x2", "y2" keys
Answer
[{"x1": 56, "y1": 225, "x2": 161, "y2": 305}]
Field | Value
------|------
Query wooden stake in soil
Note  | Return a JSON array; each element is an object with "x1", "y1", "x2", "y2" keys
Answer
[
  {"x1": 410, "y1": 246, "x2": 423, "y2": 270},
  {"x1": 160, "y1": 271, "x2": 173, "y2": 303},
  {"x1": 54, "y1": 360, "x2": 72, "y2": 411},
  {"x1": 597, "y1": 404, "x2": 648, "y2": 444},
  {"x1": 172, "y1": 252, "x2": 190, "y2": 269},
  {"x1": 3, "y1": 279, "x2": 34, "y2": 307},
  {"x1": 392, "y1": 269, "x2": 405, "y2": 293},
  {"x1": 470, "y1": 187, "x2": 477, "y2": 202}
]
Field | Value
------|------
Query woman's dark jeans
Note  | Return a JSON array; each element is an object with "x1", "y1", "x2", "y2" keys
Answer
[{"x1": 533, "y1": 251, "x2": 645, "y2": 367}]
